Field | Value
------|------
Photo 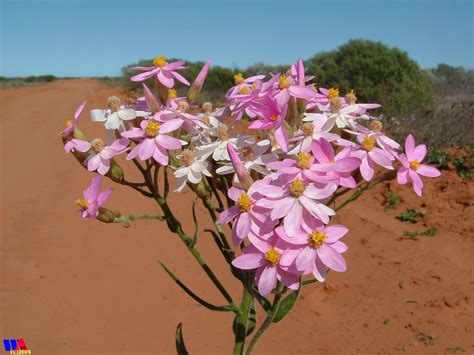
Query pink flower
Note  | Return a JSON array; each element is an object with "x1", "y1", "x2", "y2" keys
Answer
[
  {"x1": 75, "y1": 175, "x2": 112, "y2": 219},
  {"x1": 65, "y1": 138, "x2": 129, "y2": 175},
  {"x1": 217, "y1": 183, "x2": 273, "y2": 246},
  {"x1": 276, "y1": 224, "x2": 348, "y2": 282},
  {"x1": 256, "y1": 177, "x2": 337, "y2": 235},
  {"x1": 63, "y1": 101, "x2": 87, "y2": 136},
  {"x1": 248, "y1": 96, "x2": 290, "y2": 152},
  {"x1": 121, "y1": 118, "x2": 185, "y2": 165},
  {"x1": 349, "y1": 132, "x2": 394, "y2": 181},
  {"x1": 187, "y1": 59, "x2": 211, "y2": 102},
  {"x1": 231, "y1": 234, "x2": 300, "y2": 296},
  {"x1": 310, "y1": 138, "x2": 361, "y2": 188},
  {"x1": 130, "y1": 56, "x2": 190, "y2": 88},
  {"x1": 397, "y1": 135, "x2": 441, "y2": 196}
]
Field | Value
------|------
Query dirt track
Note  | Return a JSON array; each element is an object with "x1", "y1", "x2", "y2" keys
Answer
[{"x1": 1, "y1": 79, "x2": 473, "y2": 354}]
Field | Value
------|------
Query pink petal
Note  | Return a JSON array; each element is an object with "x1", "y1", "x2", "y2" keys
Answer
[
  {"x1": 417, "y1": 165, "x2": 441, "y2": 178},
  {"x1": 325, "y1": 225, "x2": 349, "y2": 242},
  {"x1": 405, "y1": 135, "x2": 416, "y2": 161},
  {"x1": 234, "y1": 213, "x2": 251, "y2": 244},
  {"x1": 284, "y1": 201, "x2": 303, "y2": 236},
  {"x1": 158, "y1": 70, "x2": 174, "y2": 88},
  {"x1": 97, "y1": 188, "x2": 113, "y2": 206},
  {"x1": 232, "y1": 253, "x2": 265, "y2": 270},
  {"x1": 257, "y1": 266, "x2": 278, "y2": 296},
  {"x1": 138, "y1": 139, "x2": 156, "y2": 160},
  {"x1": 397, "y1": 167, "x2": 409, "y2": 185},
  {"x1": 170, "y1": 70, "x2": 190, "y2": 86},
  {"x1": 271, "y1": 197, "x2": 295, "y2": 220},
  {"x1": 156, "y1": 134, "x2": 182, "y2": 150},
  {"x1": 217, "y1": 205, "x2": 240, "y2": 224},
  {"x1": 414, "y1": 144, "x2": 427, "y2": 162},
  {"x1": 317, "y1": 245, "x2": 346, "y2": 272},
  {"x1": 295, "y1": 247, "x2": 317, "y2": 272},
  {"x1": 228, "y1": 187, "x2": 244, "y2": 201}
]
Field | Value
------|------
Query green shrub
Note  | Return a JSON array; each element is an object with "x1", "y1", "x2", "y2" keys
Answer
[{"x1": 304, "y1": 39, "x2": 435, "y2": 118}]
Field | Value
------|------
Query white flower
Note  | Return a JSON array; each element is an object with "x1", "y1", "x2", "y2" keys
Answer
[
  {"x1": 195, "y1": 122, "x2": 254, "y2": 161},
  {"x1": 288, "y1": 117, "x2": 339, "y2": 155},
  {"x1": 90, "y1": 96, "x2": 149, "y2": 131},
  {"x1": 173, "y1": 150, "x2": 212, "y2": 192},
  {"x1": 216, "y1": 139, "x2": 277, "y2": 181}
]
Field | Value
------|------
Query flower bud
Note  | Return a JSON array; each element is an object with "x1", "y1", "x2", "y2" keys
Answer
[
  {"x1": 143, "y1": 83, "x2": 161, "y2": 113},
  {"x1": 108, "y1": 161, "x2": 124, "y2": 183},
  {"x1": 97, "y1": 207, "x2": 116, "y2": 223},
  {"x1": 369, "y1": 120, "x2": 383, "y2": 132},
  {"x1": 227, "y1": 144, "x2": 253, "y2": 190},
  {"x1": 191, "y1": 179, "x2": 211, "y2": 200},
  {"x1": 202, "y1": 102, "x2": 213, "y2": 113},
  {"x1": 107, "y1": 96, "x2": 121, "y2": 112},
  {"x1": 187, "y1": 59, "x2": 211, "y2": 103}
]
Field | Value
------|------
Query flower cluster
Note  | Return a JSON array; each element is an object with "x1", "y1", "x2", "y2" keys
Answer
[{"x1": 62, "y1": 55, "x2": 440, "y2": 297}]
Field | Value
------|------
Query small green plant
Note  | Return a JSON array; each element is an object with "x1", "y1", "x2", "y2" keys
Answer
[
  {"x1": 446, "y1": 346, "x2": 465, "y2": 354},
  {"x1": 396, "y1": 208, "x2": 425, "y2": 224},
  {"x1": 426, "y1": 150, "x2": 449, "y2": 169},
  {"x1": 384, "y1": 192, "x2": 401, "y2": 211},
  {"x1": 416, "y1": 332, "x2": 435, "y2": 346},
  {"x1": 451, "y1": 156, "x2": 474, "y2": 180},
  {"x1": 403, "y1": 227, "x2": 437, "y2": 240}
]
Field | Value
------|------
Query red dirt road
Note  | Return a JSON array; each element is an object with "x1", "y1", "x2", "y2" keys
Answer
[{"x1": 1, "y1": 79, "x2": 473, "y2": 354}]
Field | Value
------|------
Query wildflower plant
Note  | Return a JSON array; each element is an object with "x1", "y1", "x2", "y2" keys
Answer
[{"x1": 61, "y1": 56, "x2": 441, "y2": 354}]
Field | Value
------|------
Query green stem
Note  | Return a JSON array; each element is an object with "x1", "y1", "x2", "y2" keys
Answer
[
  {"x1": 245, "y1": 285, "x2": 284, "y2": 355},
  {"x1": 113, "y1": 214, "x2": 166, "y2": 226},
  {"x1": 233, "y1": 286, "x2": 253, "y2": 355}
]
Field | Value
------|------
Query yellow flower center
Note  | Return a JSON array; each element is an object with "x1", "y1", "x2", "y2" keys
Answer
[
  {"x1": 301, "y1": 123, "x2": 314, "y2": 137},
  {"x1": 153, "y1": 56, "x2": 168, "y2": 68},
  {"x1": 345, "y1": 89, "x2": 357, "y2": 105},
  {"x1": 279, "y1": 75, "x2": 291, "y2": 89},
  {"x1": 308, "y1": 231, "x2": 327, "y2": 248},
  {"x1": 269, "y1": 114, "x2": 278, "y2": 121},
  {"x1": 237, "y1": 192, "x2": 253, "y2": 212},
  {"x1": 239, "y1": 86, "x2": 250, "y2": 95},
  {"x1": 252, "y1": 82, "x2": 257, "y2": 90},
  {"x1": 264, "y1": 247, "x2": 281, "y2": 267},
  {"x1": 145, "y1": 121, "x2": 160, "y2": 137},
  {"x1": 64, "y1": 120, "x2": 72, "y2": 128},
  {"x1": 75, "y1": 198, "x2": 89, "y2": 210},
  {"x1": 241, "y1": 147, "x2": 254, "y2": 161},
  {"x1": 362, "y1": 136, "x2": 375, "y2": 151},
  {"x1": 168, "y1": 88, "x2": 177, "y2": 99},
  {"x1": 180, "y1": 149, "x2": 195, "y2": 166},
  {"x1": 91, "y1": 138, "x2": 105, "y2": 153},
  {"x1": 330, "y1": 97, "x2": 341, "y2": 113},
  {"x1": 327, "y1": 88, "x2": 340, "y2": 100},
  {"x1": 410, "y1": 160, "x2": 420, "y2": 170},
  {"x1": 217, "y1": 124, "x2": 229, "y2": 141},
  {"x1": 296, "y1": 152, "x2": 312, "y2": 169},
  {"x1": 288, "y1": 178, "x2": 306, "y2": 197},
  {"x1": 234, "y1": 73, "x2": 245, "y2": 85}
]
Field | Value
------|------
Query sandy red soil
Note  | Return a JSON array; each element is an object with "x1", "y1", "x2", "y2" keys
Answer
[{"x1": 1, "y1": 79, "x2": 473, "y2": 354}]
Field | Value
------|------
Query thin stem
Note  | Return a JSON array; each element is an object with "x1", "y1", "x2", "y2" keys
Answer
[
  {"x1": 113, "y1": 214, "x2": 166, "y2": 227},
  {"x1": 245, "y1": 285, "x2": 284, "y2": 355}
]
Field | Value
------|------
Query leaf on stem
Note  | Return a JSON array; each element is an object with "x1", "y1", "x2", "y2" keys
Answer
[
  {"x1": 175, "y1": 323, "x2": 189, "y2": 355},
  {"x1": 159, "y1": 261, "x2": 233, "y2": 312},
  {"x1": 232, "y1": 298, "x2": 257, "y2": 337},
  {"x1": 272, "y1": 282, "x2": 301, "y2": 323}
]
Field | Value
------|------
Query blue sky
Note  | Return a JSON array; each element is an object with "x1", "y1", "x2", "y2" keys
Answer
[{"x1": 1, "y1": 0, "x2": 473, "y2": 77}]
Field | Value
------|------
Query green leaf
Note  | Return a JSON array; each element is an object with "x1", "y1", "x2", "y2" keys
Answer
[
  {"x1": 175, "y1": 323, "x2": 189, "y2": 355},
  {"x1": 159, "y1": 261, "x2": 233, "y2": 312},
  {"x1": 273, "y1": 285, "x2": 301, "y2": 323},
  {"x1": 232, "y1": 299, "x2": 257, "y2": 337}
]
